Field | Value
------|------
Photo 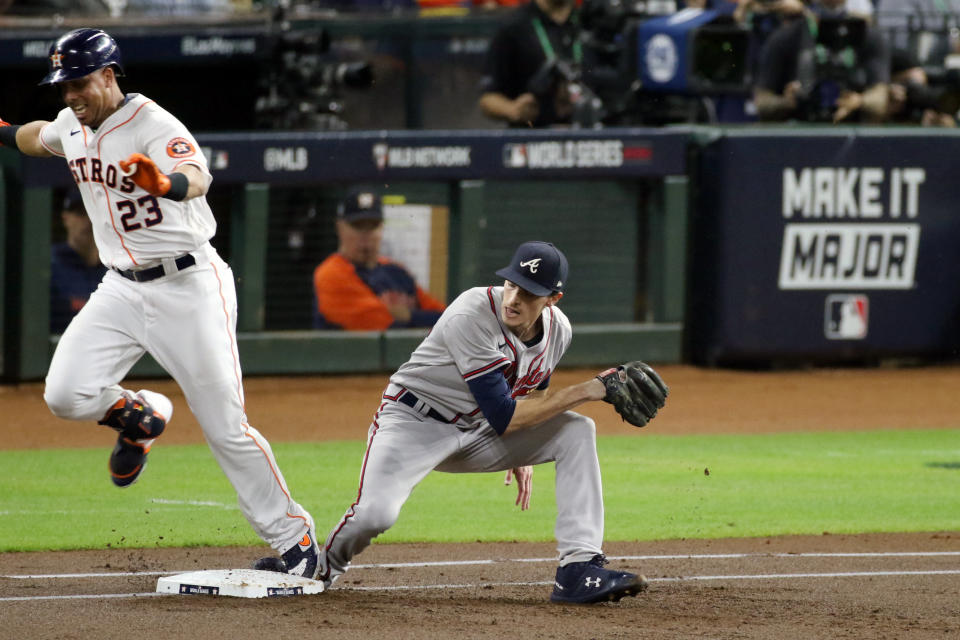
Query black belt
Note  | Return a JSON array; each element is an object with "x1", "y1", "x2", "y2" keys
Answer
[
  {"x1": 397, "y1": 390, "x2": 453, "y2": 423},
  {"x1": 114, "y1": 254, "x2": 196, "y2": 282}
]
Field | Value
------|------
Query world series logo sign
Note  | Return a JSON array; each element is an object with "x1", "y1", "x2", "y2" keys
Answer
[
  {"x1": 501, "y1": 140, "x2": 648, "y2": 169},
  {"x1": 824, "y1": 294, "x2": 868, "y2": 340}
]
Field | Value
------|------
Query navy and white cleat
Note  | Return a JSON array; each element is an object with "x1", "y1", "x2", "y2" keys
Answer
[{"x1": 550, "y1": 554, "x2": 648, "y2": 604}]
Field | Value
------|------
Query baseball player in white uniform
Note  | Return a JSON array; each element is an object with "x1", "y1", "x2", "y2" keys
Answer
[
  {"x1": 0, "y1": 28, "x2": 320, "y2": 578},
  {"x1": 255, "y1": 241, "x2": 668, "y2": 602}
]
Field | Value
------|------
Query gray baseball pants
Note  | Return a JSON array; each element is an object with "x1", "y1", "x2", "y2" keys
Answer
[{"x1": 319, "y1": 398, "x2": 604, "y2": 586}]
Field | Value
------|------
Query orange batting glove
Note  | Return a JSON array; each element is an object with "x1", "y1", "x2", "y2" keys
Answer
[
  {"x1": 119, "y1": 152, "x2": 172, "y2": 197},
  {"x1": 0, "y1": 116, "x2": 17, "y2": 147}
]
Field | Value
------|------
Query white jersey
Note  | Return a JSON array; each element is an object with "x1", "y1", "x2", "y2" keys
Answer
[
  {"x1": 39, "y1": 93, "x2": 215, "y2": 270},
  {"x1": 390, "y1": 286, "x2": 573, "y2": 427},
  {"x1": 41, "y1": 86, "x2": 312, "y2": 559}
]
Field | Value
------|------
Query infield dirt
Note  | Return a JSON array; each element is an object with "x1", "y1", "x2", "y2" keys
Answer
[{"x1": 2, "y1": 364, "x2": 959, "y2": 639}]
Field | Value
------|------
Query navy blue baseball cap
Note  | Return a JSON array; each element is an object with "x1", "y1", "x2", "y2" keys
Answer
[
  {"x1": 62, "y1": 187, "x2": 85, "y2": 213},
  {"x1": 496, "y1": 241, "x2": 568, "y2": 297},
  {"x1": 338, "y1": 189, "x2": 383, "y2": 223}
]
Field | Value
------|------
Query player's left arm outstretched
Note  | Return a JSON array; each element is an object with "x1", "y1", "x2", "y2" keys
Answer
[{"x1": 0, "y1": 118, "x2": 54, "y2": 157}]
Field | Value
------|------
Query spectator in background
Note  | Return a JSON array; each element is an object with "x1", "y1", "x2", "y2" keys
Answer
[
  {"x1": 734, "y1": 0, "x2": 805, "y2": 30},
  {"x1": 886, "y1": 47, "x2": 958, "y2": 126},
  {"x1": 876, "y1": 0, "x2": 960, "y2": 64},
  {"x1": 313, "y1": 190, "x2": 446, "y2": 330},
  {"x1": 735, "y1": 0, "x2": 807, "y2": 78},
  {"x1": 703, "y1": 0, "x2": 806, "y2": 122},
  {"x1": 50, "y1": 188, "x2": 107, "y2": 334},
  {"x1": 479, "y1": 0, "x2": 582, "y2": 127},
  {"x1": 753, "y1": 0, "x2": 889, "y2": 122}
]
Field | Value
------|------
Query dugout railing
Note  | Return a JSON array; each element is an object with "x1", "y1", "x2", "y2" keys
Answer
[
  {"x1": 6, "y1": 124, "x2": 960, "y2": 382},
  {"x1": 0, "y1": 128, "x2": 689, "y2": 382}
]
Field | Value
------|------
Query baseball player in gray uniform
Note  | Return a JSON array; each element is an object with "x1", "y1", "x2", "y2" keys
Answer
[
  {"x1": 257, "y1": 240, "x2": 668, "y2": 602},
  {"x1": 0, "y1": 28, "x2": 320, "y2": 578}
]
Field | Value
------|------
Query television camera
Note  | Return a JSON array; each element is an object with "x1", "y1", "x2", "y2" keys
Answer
[
  {"x1": 255, "y1": 9, "x2": 374, "y2": 130},
  {"x1": 533, "y1": 0, "x2": 751, "y2": 127}
]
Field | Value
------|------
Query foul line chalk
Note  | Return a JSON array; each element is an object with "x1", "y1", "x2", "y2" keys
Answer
[
  {"x1": 5, "y1": 550, "x2": 959, "y2": 580},
  {"x1": 3, "y1": 568, "x2": 960, "y2": 602}
]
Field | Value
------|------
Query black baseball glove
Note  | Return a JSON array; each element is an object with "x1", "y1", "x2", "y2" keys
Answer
[{"x1": 596, "y1": 361, "x2": 669, "y2": 428}]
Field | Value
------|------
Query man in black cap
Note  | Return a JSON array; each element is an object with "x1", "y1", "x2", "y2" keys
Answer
[
  {"x1": 50, "y1": 187, "x2": 107, "y2": 333},
  {"x1": 265, "y1": 240, "x2": 667, "y2": 603},
  {"x1": 312, "y1": 189, "x2": 446, "y2": 330}
]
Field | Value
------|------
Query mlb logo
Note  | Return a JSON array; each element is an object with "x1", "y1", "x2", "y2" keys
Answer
[
  {"x1": 372, "y1": 143, "x2": 389, "y2": 170},
  {"x1": 503, "y1": 144, "x2": 527, "y2": 168},
  {"x1": 201, "y1": 147, "x2": 229, "y2": 170},
  {"x1": 825, "y1": 294, "x2": 868, "y2": 340},
  {"x1": 212, "y1": 150, "x2": 229, "y2": 170}
]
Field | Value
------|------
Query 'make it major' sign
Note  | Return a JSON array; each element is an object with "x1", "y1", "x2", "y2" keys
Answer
[{"x1": 777, "y1": 167, "x2": 925, "y2": 290}]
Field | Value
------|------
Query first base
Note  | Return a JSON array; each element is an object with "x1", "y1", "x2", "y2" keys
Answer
[{"x1": 156, "y1": 569, "x2": 324, "y2": 598}]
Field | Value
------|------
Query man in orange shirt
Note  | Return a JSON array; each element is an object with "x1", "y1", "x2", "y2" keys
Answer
[{"x1": 313, "y1": 190, "x2": 446, "y2": 330}]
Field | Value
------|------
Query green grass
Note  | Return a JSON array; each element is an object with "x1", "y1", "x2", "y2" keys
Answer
[{"x1": 0, "y1": 430, "x2": 958, "y2": 552}]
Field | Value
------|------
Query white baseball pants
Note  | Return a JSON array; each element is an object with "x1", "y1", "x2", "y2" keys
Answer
[{"x1": 44, "y1": 248, "x2": 311, "y2": 552}]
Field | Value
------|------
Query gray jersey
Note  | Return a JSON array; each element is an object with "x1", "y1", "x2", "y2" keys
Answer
[{"x1": 389, "y1": 285, "x2": 573, "y2": 427}]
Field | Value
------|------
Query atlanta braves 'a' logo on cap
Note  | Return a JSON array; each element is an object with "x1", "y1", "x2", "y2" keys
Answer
[
  {"x1": 520, "y1": 258, "x2": 542, "y2": 274},
  {"x1": 50, "y1": 52, "x2": 64, "y2": 69},
  {"x1": 166, "y1": 137, "x2": 196, "y2": 158}
]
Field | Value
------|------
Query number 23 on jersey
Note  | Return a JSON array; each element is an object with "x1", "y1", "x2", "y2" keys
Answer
[{"x1": 117, "y1": 195, "x2": 163, "y2": 231}]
